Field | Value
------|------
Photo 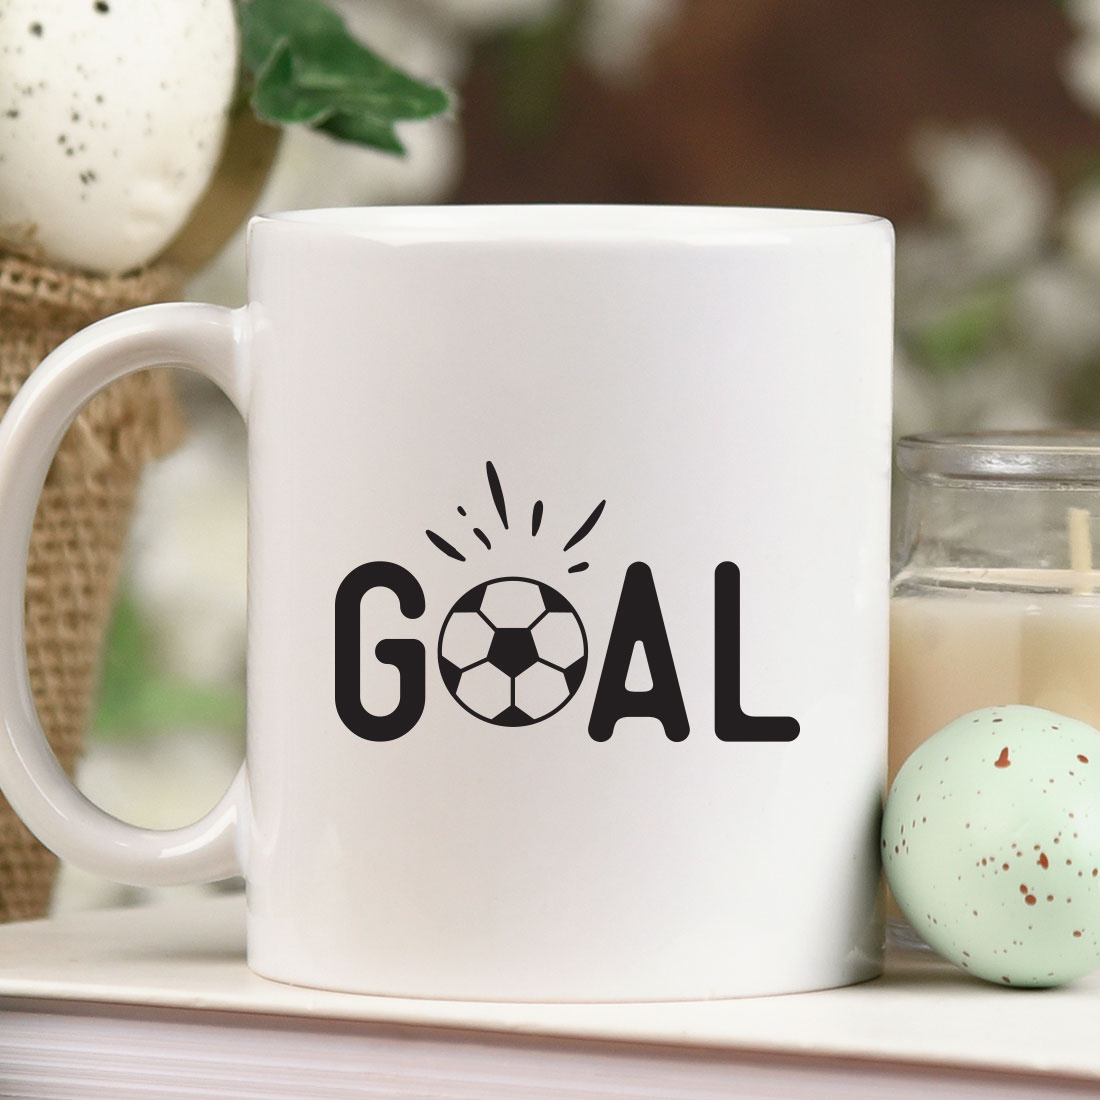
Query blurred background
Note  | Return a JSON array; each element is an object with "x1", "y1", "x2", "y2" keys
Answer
[{"x1": 55, "y1": 0, "x2": 1100, "y2": 909}]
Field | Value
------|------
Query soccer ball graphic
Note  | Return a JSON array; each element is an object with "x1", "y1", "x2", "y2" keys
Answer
[{"x1": 438, "y1": 577, "x2": 587, "y2": 726}]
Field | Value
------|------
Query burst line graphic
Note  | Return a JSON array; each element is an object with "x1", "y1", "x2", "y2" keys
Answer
[
  {"x1": 425, "y1": 463, "x2": 605, "y2": 572},
  {"x1": 425, "y1": 529, "x2": 466, "y2": 561},
  {"x1": 486, "y1": 461, "x2": 508, "y2": 529},
  {"x1": 563, "y1": 500, "x2": 606, "y2": 552}
]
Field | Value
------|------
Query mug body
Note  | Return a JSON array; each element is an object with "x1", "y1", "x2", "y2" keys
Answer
[{"x1": 243, "y1": 206, "x2": 894, "y2": 1000}]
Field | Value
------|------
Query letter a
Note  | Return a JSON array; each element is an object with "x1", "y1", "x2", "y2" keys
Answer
[{"x1": 589, "y1": 563, "x2": 689, "y2": 742}]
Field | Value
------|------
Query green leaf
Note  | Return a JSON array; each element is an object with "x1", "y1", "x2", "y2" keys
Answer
[
  {"x1": 238, "y1": 0, "x2": 346, "y2": 73},
  {"x1": 237, "y1": 0, "x2": 451, "y2": 155}
]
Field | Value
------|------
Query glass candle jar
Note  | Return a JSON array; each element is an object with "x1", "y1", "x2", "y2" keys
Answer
[{"x1": 890, "y1": 431, "x2": 1100, "y2": 788}]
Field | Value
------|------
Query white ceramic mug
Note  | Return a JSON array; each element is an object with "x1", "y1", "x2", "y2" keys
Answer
[{"x1": 0, "y1": 206, "x2": 893, "y2": 1001}]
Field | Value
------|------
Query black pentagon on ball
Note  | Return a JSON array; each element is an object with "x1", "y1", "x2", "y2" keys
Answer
[
  {"x1": 492, "y1": 705, "x2": 535, "y2": 727},
  {"x1": 487, "y1": 627, "x2": 538, "y2": 677},
  {"x1": 537, "y1": 582, "x2": 574, "y2": 613},
  {"x1": 562, "y1": 656, "x2": 586, "y2": 693},
  {"x1": 451, "y1": 581, "x2": 489, "y2": 614},
  {"x1": 438, "y1": 656, "x2": 463, "y2": 695}
]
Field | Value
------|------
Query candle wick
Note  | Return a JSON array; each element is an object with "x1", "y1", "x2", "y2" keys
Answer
[{"x1": 1068, "y1": 506, "x2": 1093, "y2": 595}]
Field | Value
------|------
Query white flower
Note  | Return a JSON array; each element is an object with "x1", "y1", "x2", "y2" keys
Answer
[
  {"x1": 930, "y1": 355, "x2": 1059, "y2": 433},
  {"x1": 896, "y1": 225, "x2": 985, "y2": 319},
  {"x1": 126, "y1": 412, "x2": 247, "y2": 686},
  {"x1": 413, "y1": 0, "x2": 561, "y2": 33},
  {"x1": 892, "y1": 348, "x2": 940, "y2": 440},
  {"x1": 891, "y1": 346, "x2": 1056, "y2": 440},
  {"x1": 579, "y1": 0, "x2": 680, "y2": 81},
  {"x1": 1012, "y1": 259, "x2": 1100, "y2": 366},
  {"x1": 416, "y1": 0, "x2": 680, "y2": 79},
  {"x1": 1064, "y1": 0, "x2": 1100, "y2": 32},
  {"x1": 1063, "y1": 185, "x2": 1100, "y2": 274},
  {"x1": 911, "y1": 128, "x2": 1052, "y2": 275},
  {"x1": 1063, "y1": 0, "x2": 1100, "y2": 112},
  {"x1": 332, "y1": 0, "x2": 468, "y2": 84},
  {"x1": 254, "y1": 119, "x2": 461, "y2": 216},
  {"x1": 1064, "y1": 35, "x2": 1100, "y2": 112}
]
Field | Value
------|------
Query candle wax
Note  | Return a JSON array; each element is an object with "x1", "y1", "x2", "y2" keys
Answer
[{"x1": 889, "y1": 585, "x2": 1100, "y2": 788}]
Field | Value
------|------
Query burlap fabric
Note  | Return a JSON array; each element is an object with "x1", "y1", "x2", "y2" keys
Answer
[{"x1": 0, "y1": 252, "x2": 185, "y2": 921}]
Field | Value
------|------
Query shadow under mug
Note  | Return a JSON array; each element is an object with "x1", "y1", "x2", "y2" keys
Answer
[{"x1": 0, "y1": 205, "x2": 893, "y2": 1001}]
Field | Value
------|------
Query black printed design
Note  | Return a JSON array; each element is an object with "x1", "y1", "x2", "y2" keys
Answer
[
  {"x1": 438, "y1": 577, "x2": 588, "y2": 726},
  {"x1": 427, "y1": 462, "x2": 605, "y2": 574}
]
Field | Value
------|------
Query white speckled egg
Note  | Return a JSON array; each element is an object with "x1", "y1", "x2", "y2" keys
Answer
[
  {"x1": 0, "y1": 0, "x2": 237, "y2": 274},
  {"x1": 884, "y1": 705, "x2": 1100, "y2": 987}
]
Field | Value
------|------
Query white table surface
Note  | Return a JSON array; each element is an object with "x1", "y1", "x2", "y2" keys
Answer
[{"x1": 0, "y1": 895, "x2": 1096, "y2": 1080}]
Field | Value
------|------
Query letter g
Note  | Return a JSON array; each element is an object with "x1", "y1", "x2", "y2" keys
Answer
[{"x1": 334, "y1": 562, "x2": 426, "y2": 741}]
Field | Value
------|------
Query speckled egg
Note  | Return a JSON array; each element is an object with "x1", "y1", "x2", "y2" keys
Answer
[
  {"x1": 0, "y1": 0, "x2": 237, "y2": 274},
  {"x1": 883, "y1": 705, "x2": 1100, "y2": 987}
]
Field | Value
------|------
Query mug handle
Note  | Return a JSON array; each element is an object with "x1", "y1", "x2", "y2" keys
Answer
[{"x1": 0, "y1": 301, "x2": 247, "y2": 886}]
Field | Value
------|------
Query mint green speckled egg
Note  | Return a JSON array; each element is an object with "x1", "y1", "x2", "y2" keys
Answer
[{"x1": 883, "y1": 705, "x2": 1100, "y2": 987}]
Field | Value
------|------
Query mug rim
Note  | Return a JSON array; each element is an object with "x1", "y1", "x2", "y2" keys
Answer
[{"x1": 249, "y1": 204, "x2": 888, "y2": 243}]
